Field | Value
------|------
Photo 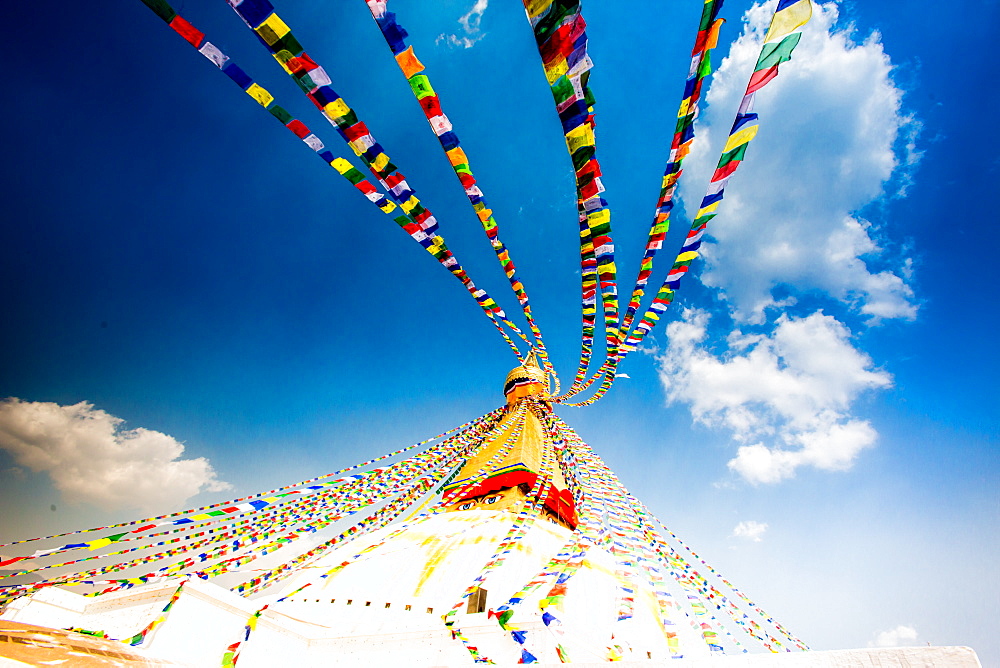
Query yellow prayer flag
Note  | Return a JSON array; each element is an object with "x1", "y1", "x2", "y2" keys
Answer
[
  {"x1": 722, "y1": 124, "x2": 759, "y2": 153},
  {"x1": 272, "y1": 49, "x2": 294, "y2": 67},
  {"x1": 331, "y1": 157, "x2": 353, "y2": 174},
  {"x1": 395, "y1": 46, "x2": 425, "y2": 79},
  {"x1": 87, "y1": 538, "x2": 112, "y2": 551},
  {"x1": 676, "y1": 250, "x2": 700, "y2": 262},
  {"x1": 245, "y1": 83, "x2": 274, "y2": 108},
  {"x1": 274, "y1": 52, "x2": 295, "y2": 74},
  {"x1": 764, "y1": 0, "x2": 812, "y2": 43},
  {"x1": 566, "y1": 123, "x2": 595, "y2": 153},
  {"x1": 324, "y1": 98, "x2": 351, "y2": 120},
  {"x1": 695, "y1": 201, "x2": 720, "y2": 217},
  {"x1": 544, "y1": 57, "x2": 569, "y2": 84},
  {"x1": 587, "y1": 208, "x2": 611, "y2": 226},
  {"x1": 525, "y1": 0, "x2": 554, "y2": 19},
  {"x1": 372, "y1": 153, "x2": 391, "y2": 172},
  {"x1": 400, "y1": 195, "x2": 418, "y2": 213},
  {"x1": 255, "y1": 13, "x2": 291, "y2": 45}
]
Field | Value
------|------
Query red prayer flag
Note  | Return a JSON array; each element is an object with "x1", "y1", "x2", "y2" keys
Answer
[
  {"x1": 711, "y1": 160, "x2": 741, "y2": 182},
  {"x1": 746, "y1": 65, "x2": 780, "y2": 94},
  {"x1": 285, "y1": 120, "x2": 309, "y2": 138},
  {"x1": 169, "y1": 16, "x2": 204, "y2": 48},
  {"x1": 342, "y1": 122, "x2": 371, "y2": 141},
  {"x1": 287, "y1": 53, "x2": 319, "y2": 74}
]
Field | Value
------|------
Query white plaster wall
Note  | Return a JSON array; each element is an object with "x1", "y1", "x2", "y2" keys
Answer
[
  {"x1": 523, "y1": 646, "x2": 981, "y2": 667},
  {"x1": 0, "y1": 511, "x2": 984, "y2": 667},
  {"x1": 2, "y1": 581, "x2": 174, "y2": 638}
]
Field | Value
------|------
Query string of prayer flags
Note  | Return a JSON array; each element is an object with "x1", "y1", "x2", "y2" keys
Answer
[
  {"x1": 0, "y1": 399, "x2": 488, "y2": 555},
  {"x1": 521, "y1": 0, "x2": 620, "y2": 394},
  {"x1": 365, "y1": 0, "x2": 559, "y2": 390},
  {"x1": 0, "y1": 409, "x2": 504, "y2": 605},
  {"x1": 137, "y1": 1, "x2": 529, "y2": 361},
  {"x1": 547, "y1": 410, "x2": 804, "y2": 654},
  {"x1": 617, "y1": 0, "x2": 726, "y2": 344},
  {"x1": 228, "y1": 462, "x2": 475, "y2": 665},
  {"x1": 136, "y1": 2, "x2": 398, "y2": 213},
  {"x1": 231, "y1": 414, "x2": 505, "y2": 597},
  {"x1": 568, "y1": 1, "x2": 813, "y2": 406},
  {"x1": 221, "y1": 0, "x2": 534, "y2": 360},
  {"x1": 556, "y1": 0, "x2": 727, "y2": 406}
]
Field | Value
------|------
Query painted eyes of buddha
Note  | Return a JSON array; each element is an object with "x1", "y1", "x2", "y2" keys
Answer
[{"x1": 458, "y1": 494, "x2": 501, "y2": 510}]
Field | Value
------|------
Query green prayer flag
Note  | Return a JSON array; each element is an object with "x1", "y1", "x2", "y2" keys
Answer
[
  {"x1": 716, "y1": 142, "x2": 749, "y2": 167},
  {"x1": 141, "y1": 0, "x2": 176, "y2": 23},
  {"x1": 754, "y1": 32, "x2": 802, "y2": 71},
  {"x1": 550, "y1": 76, "x2": 575, "y2": 105},
  {"x1": 571, "y1": 146, "x2": 595, "y2": 170},
  {"x1": 698, "y1": 53, "x2": 712, "y2": 78},
  {"x1": 272, "y1": 33, "x2": 304, "y2": 58},
  {"x1": 408, "y1": 75, "x2": 435, "y2": 99},
  {"x1": 268, "y1": 105, "x2": 292, "y2": 124},
  {"x1": 334, "y1": 110, "x2": 359, "y2": 128}
]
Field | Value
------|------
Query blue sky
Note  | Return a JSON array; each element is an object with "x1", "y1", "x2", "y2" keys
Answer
[{"x1": 0, "y1": 0, "x2": 997, "y2": 660}]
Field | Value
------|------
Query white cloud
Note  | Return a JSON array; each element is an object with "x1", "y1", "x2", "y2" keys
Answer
[
  {"x1": 658, "y1": 309, "x2": 891, "y2": 484},
  {"x1": 732, "y1": 520, "x2": 768, "y2": 542},
  {"x1": 680, "y1": 1, "x2": 919, "y2": 323},
  {"x1": 871, "y1": 624, "x2": 919, "y2": 648},
  {"x1": 436, "y1": 0, "x2": 489, "y2": 49},
  {"x1": 0, "y1": 398, "x2": 230, "y2": 512}
]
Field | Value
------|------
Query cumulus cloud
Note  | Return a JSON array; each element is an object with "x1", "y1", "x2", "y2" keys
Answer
[
  {"x1": 436, "y1": 0, "x2": 489, "y2": 49},
  {"x1": 732, "y1": 520, "x2": 768, "y2": 542},
  {"x1": 658, "y1": 309, "x2": 891, "y2": 484},
  {"x1": 871, "y1": 624, "x2": 919, "y2": 648},
  {"x1": 680, "y1": 1, "x2": 919, "y2": 323},
  {"x1": 0, "y1": 398, "x2": 230, "y2": 512}
]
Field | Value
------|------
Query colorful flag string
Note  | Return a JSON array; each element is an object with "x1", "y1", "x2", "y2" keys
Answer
[
  {"x1": 520, "y1": 0, "x2": 620, "y2": 396},
  {"x1": 557, "y1": 0, "x2": 813, "y2": 406},
  {"x1": 136, "y1": 0, "x2": 530, "y2": 359},
  {"x1": 364, "y1": 0, "x2": 560, "y2": 393}
]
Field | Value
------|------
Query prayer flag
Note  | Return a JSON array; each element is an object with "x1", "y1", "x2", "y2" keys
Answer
[
  {"x1": 395, "y1": 46, "x2": 425, "y2": 78},
  {"x1": 764, "y1": 0, "x2": 812, "y2": 43}
]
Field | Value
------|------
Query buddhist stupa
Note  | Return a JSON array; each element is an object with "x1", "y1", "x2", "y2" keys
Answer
[{"x1": 0, "y1": 358, "x2": 982, "y2": 666}]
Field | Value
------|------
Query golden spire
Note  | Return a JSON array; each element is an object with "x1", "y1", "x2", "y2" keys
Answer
[
  {"x1": 502, "y1": 350, "x2": 550, "y2": 405},
  {"x1": 440, "y1": 352, "x2": 575, "y2": 528}
]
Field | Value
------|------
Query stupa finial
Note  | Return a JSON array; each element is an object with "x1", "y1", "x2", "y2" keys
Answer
[{"x1": 503, "y1": 349, "x2": 550, "y2": 404}]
